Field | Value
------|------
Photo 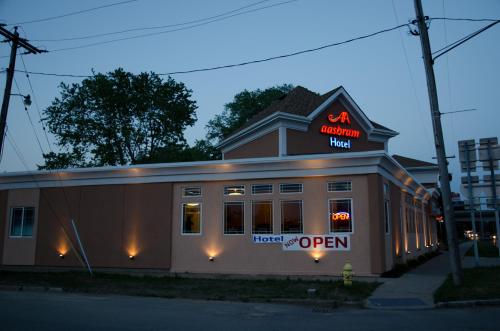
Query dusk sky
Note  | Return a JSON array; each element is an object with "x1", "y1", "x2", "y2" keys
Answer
[{"x1": 1, "y1": 0, "x2": 499, "y2": 192}]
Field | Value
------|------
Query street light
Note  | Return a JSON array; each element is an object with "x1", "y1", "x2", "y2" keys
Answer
[{"x1": 10, "y1": 93, "x2": 31, "y2": 107}]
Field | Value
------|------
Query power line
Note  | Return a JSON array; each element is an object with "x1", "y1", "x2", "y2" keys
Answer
[
  {"x1": 8, "y1": 0, "x2": 140, "y2": 26},
  {"x1": 431, "y1": 17, "x2": 500, "y2": 23},
  {"x1": 432, "y1": 20, "x2": 500, "y2": 61},
  {"x1": 11, "y1": 22, "x2": 409, "y2": 78},
  {"x1": 31, "y1": 0, "x2": 273, "y2": 42},
  {"x1": 45, "y1": 0, "x2": 298, "y2": 53}
]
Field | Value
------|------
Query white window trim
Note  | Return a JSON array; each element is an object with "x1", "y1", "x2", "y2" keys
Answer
[
  {"x1": 251, "y1": 200, "x2": 274, "y2": 234},
  {"x1": 180, "y1": 202, "x2": 202, "y2": 236},
  {"x1": 279, "y1": 183, "x2": 303, "y2": 194},
  {"x1": 326, "y1": 181, "x2": 352, "y2": 192},
  {"x1": 279, "y1": 199, "x2": 304, "y2": 234},
  {"x1": 182, "y1": 186, "x2": 203, "y2": 198},
  {"x1": 9, "y1": 206, "x2": 34, "y2": 238},
  {"x1": 328, "y1": 198, "x2": 354, "y2": 234},
  {"x1": 223, "y1": 201, "x2": 245, "y2": 235},
  {"x1": 251, "y1": 184, "x2": 273, "y2": 195}
]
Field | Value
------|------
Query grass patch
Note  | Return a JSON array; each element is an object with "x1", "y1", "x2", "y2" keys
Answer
[
  {"x1": 466, "y1": 240, "x2": 499, "y2": 258},
  {"x1": 0, "y1": 270, "x2": 379, "y2": 303},
  {"x1": 435, "y1": 266, "x2": 500, "y2": 302},
  {"x1": 380, "y1": 250, "x2": 440, "y2": 278}
]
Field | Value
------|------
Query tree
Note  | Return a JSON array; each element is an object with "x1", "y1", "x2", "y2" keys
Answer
[
  {"x1": 205, "y1": 84, "x2": 294, "y2": 144},
  {"x1": 40, "y1": 68, "x2": 197, "y2": 169}
]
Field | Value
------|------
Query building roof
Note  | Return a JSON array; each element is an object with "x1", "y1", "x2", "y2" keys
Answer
[
  {"x1": 392, "y1": 154, "x2": 437, "y2": 168},
  {"x1": 231, "y1": 86, "x2": 392, "y2": 137}
]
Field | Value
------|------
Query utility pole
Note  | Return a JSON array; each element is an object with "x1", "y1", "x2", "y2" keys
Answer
[
  {"x1": 413, "y1": 0, "x2": 463, "y2": 284},
  {"x1": 0, "y1": 25, "x2": 44, "y2": 157}
]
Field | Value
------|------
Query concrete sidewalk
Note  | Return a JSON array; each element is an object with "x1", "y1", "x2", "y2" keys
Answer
[{"x1": 366, "y1": 242, "x2": 472, "y2": 309}]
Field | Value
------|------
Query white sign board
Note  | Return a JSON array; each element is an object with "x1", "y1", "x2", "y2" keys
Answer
[{"x1": 282, "y1": 234, "x2": 351, "y2": 251}]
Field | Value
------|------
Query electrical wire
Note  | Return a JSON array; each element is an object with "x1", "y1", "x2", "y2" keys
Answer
[
  {"x1": 431, "y1": 17, "x2": 500, "y2": 22},
  {"x1": 31, "y1": 0, "x2": 273, "y2": 42},
  {"x1": 10, "y1": 22, "x2": 409, "y2": 78},
  {"x1": 8, "y1": 0, "x2": 140, "y2": 26},
  {"x1": 45, "y1": 0, "x2": 298, "y2": 53}
]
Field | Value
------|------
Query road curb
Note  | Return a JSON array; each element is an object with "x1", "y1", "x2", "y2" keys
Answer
[
  {"x1": 436, "y1": 299, "x2": 500, "y2": 308},
  {"x1": 0, "y1": 285, "x2": 63, "y2": 293}
]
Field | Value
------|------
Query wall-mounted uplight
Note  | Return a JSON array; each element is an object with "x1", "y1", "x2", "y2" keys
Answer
[
  {"x1": 406, "y1": 251, "x2": 411, "y2": 254},
  {"x1": 209, "y1": 256, "x2": 215, "y2": 262},
  {"x1": 129, "y1": 255, "x2": 135, "y2": 260},
  {"x1": 59, "y1": 253, "x2": 65, "y2": 259},
  {"x1": 314, "y1": 257, "x2": 320, "y2": 263}
]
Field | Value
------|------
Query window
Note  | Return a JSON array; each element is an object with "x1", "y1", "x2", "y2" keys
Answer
[
  {"x1": 280, "y1": 183, "x2": 303, "y2": 194},
  {"x1": 182, "y1": 187, "x2": 201, "y2": 197},
  {"x1": 224, "y1": 185, "x2": 245, "y2": 196},
  {"x1": 328, "y1": 181, "x2": 352, "y2": 192},
  {"x1": 252, "y1": 201, "x2": 273, "y2": 234},
  {"x1": 182, "y1": 203, "x2": 201, "y2": 234},
  {"x1": 251, "y1": 184, "x2": 273, "y2": 195},
  {"x1": 10, "y1": 207, "x2": 34, "y2": 237},
  {"x1": 329, "y1": 199, "x2": 352, "y2": 233},
  {"x1": 383, "y1": 183, "x2": 390, "y2": 234},
  {"x1": 224, "y1": 202, "x2": 244, "y2": 234},
  {"x1": 281, "y1": 200, "x2": 303, "y2": 233}
]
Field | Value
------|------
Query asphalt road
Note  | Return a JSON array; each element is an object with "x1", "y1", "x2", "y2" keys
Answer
[{"x1": 0, "y1": 290, "x2": 499, "y2": 331}]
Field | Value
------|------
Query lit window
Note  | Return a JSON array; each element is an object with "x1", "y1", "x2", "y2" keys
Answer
[
  {"x1": 183, "y1": 187, "x2": 202, "y2": 197},
  {"x1": 327, "y1": 181, "x2": 352, "y2": 192},
  {"x1": 252, "y1": 201, "x2": 273, "y2": 234},
  {"x1": 182, "y1": 203, "x2": 201, "y2": 234},
  {"x1": 281, "y1": 200, "x2": 303, "y2": 234},
  {"x1": 224, "y1": 202, "x2": 244, "y2": 234},
  {"x1": 224, "y1": 185, "x2": 245, "y2": 196},
  {"x1": 280, "y1": 183, "x2": 303, "y2": 194},
  {"x1": 251, "y1": 184, "x2": 273, "y2": 195},
  {"x1": 329, "y1": 199, "x2": 352, "y2": 233},
  {"x1": 10, "y1": 207, "x2": 34, "y2": 237}
]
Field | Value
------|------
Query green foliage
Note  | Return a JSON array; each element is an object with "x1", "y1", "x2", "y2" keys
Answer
[
  {"x1": 205, "y1": 84, "x2": 294, "y2": 143},
  {"x1": 39, "y1": 68, "x2": 198, "y2": 169}
]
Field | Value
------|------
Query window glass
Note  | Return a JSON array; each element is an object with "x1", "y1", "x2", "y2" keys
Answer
[
  {"x1": 328, "y1": 181, "x2": 352, "y2": 192},
  {"x1": 22, "y1": 207, "x2": 34, "y2": 237},
  {"x1": 384, "y1": 200, "x2": 390, "y2": 234},
  {"x1": 224, "y1": 185, "x2": 245, "y2": 196},
  {"x1": 280, "y1": 183, "x2": 303, "y2": 194},
  {"x1": 329, "y1": 199, "x2": 352, "y2": 233},
  {"x1": 252, "y1": 201, "x2": 272, "y2": 234},
  {"x1": 182, "y1": 187, "x2": 202, "y2": 197},
  {"x1": 251, "y1": 184, "x2": 273, "y2": 195},
  {"x1": 10, "y1": 208, "x2": 23, "y2": 237},
  {"x1": 281, "y1": 200, "x2": 303, "y2": 233},
  {"x1": 224, "y1": 202, "x2": 244, "y2": 234},
  {"x1": 182, "y1": 203, "x2": 201, "y2": 234}
]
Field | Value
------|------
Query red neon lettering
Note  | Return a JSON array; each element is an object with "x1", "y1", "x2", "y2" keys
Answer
[
  {"x1": 335, "y1": 237, "x2": 348, "y2": 248},
  {"x1": 313, "y1": 237, "x2": 324, "y2": 248},
  {"x1": 299, "y1": 237, "x2": 311, "y2": 248},
  {"x1": 319, "y1": 125, "x2": 361, "y2": 139},
  {"x1": 328, "y1": 112, "x2": 351, "y2": 125},
  {"x1": 331, "y1": 212, "x2": 350, "y2": 221},
  {"x1": 325, "y1": 236, "x2": 334, "y2": 248}
]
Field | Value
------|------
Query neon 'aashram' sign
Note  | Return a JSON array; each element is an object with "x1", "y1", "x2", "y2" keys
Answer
[{"x1": 319, "y1": 111, "x2": 361, "y2": 150}]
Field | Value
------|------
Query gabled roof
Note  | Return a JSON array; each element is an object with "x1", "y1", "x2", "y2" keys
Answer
[
  {"x1": 221, "y1": 86, "x2": 396, "y2": 144},
  {"x1": 392, "y1": 154, "x2": 438, "y2": 169}
]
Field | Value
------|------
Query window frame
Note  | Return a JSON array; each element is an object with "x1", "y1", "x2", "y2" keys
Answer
[
  {"x1": 327, "y1": 181, "x2": 352, "y2": 192},
  {"x1": 223, "y1": 185, "x2": 245, "y2": 196},
  {"x1": 328, "y1": 198, "x2": 354, "y2": 234},
  {"x1": 251, "y1": 200, "x2": 273, "y2": 234},
  {"x1": 9, "y1": 206, "x2": 35, "y2": 238},
  {"x1": 182, "y1": 186, "x2": 202, "y2": 198},
  {"x1": 383, "y1": 183, "x2": 391, "y2": 235},
  {"x1": 280, "y1": 199, "x2": 303, "y2": 234},
  {"x1": 181, "y1": 202, "x2": 202, "y2": 235},
  {"x1": 279, "y1": 183, "x2": 303, "y2": 194},
  {"x1": 223, "y1": 201, "x2": 245, "y2": 235},
  {"x1": 251, "y1": 184, "x2": 273, "y2": 195}
]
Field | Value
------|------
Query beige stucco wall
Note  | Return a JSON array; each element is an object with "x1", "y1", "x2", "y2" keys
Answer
[
  {"x1": 170, "y1": 175, "x2": 379, "y2": 276},
  {"x1": 2, "y1": 189, "x2": 40, "y2": 265}
]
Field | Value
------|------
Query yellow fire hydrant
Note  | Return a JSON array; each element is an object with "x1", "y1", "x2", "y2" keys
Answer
[{"x1": 343, "y1": 261, "x2": 353, "y2": 286}]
